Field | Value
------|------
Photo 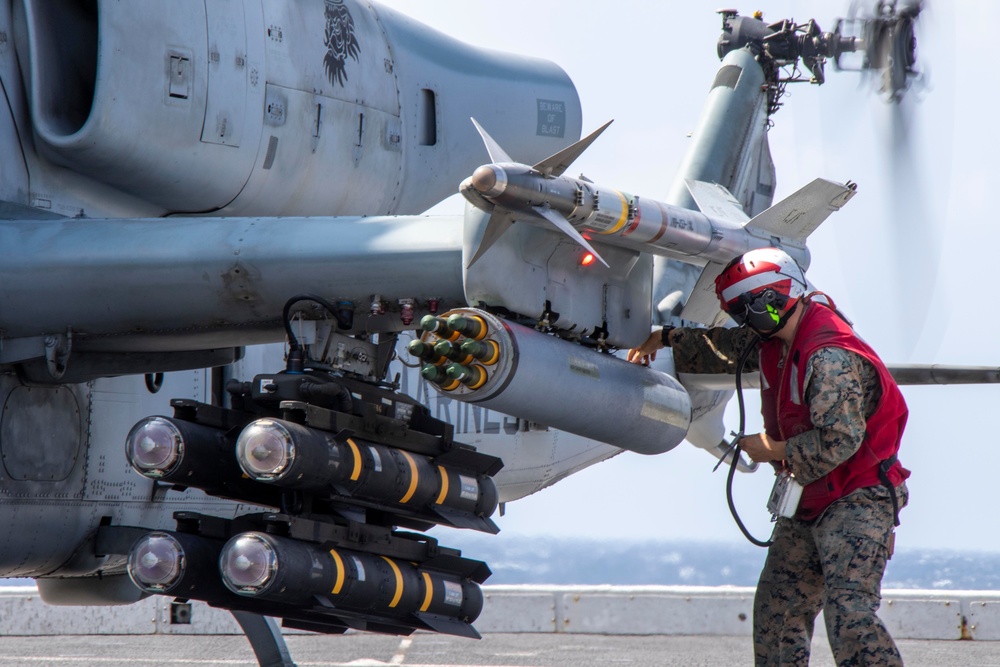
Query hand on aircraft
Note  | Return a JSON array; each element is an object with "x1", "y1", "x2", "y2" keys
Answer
[
  {"x1": 627, "y1": 329, "x2": 667, "y2": 365},
  {"x1": 626, "y1": 327, "x2": 674, "y2": 366},
  {"x1": 738, "y1": 432, "x2": 787, "y2": 463}
]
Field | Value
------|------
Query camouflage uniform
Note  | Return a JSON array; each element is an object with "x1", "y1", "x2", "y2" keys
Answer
[{"x1": 670, "y1": 326, "x2": 908, "y2": 666}]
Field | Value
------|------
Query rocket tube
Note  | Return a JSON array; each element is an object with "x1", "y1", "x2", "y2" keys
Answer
[{"x1": 425, "y1": 308, "x2": 691, "y2": 456}]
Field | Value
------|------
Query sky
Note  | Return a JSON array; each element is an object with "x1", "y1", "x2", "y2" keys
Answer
[{"x1": 378, "y1": 1, "x2": 1000, "y2": 553}]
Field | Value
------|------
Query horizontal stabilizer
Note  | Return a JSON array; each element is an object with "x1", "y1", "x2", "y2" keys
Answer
[
  {"x1": 685, "y1": 180, "x2": 750, "y2": 224},
  {"x1": 746, "y1": 178, "x2": 856, "y2": 240},
  {"x1": 679, "y1": 261, "x2": 731, "y2": 327},
  {"x1": 888, "y1": 364, "x2": 1000, "y2": 385}
]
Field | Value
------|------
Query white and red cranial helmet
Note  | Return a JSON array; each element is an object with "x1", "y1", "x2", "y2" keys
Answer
[{"x1": 714, "y1": 247, "x2": 808, "y2": 332}]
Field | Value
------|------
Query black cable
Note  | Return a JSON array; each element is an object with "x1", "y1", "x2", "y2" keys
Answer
[
  {"x1": 281, "y1": 294, "x2": 354, "y2": 374},
  {"x1": 725, "y1": 331, "x2": 774, "y2": 548},
  {"x1": 282, "y1": 294, "x2": 352, "y2": 351}
]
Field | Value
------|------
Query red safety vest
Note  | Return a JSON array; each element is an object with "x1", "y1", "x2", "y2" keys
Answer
[{"x1": 759, "y1": 299, "x2": 910, "y2": 521}]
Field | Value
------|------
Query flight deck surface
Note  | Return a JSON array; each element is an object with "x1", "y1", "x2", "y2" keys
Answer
[{"x1": 0, "y1": 633, "x2": 990, "y2": 667}]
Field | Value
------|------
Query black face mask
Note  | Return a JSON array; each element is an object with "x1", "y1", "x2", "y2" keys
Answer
[{"x1": 727, "y1": 289, "x2": 796, "y2": 338}]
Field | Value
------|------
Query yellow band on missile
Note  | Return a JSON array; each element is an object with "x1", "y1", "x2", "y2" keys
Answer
[
  {"x1": 399, "y1": 450, "x2": 419, "y2": 503},
  {"x1": 601, "y1": 190, "x2": 629, "y2": 235},
  {"x1": 346, "y1": 438, "x2": 362, "y2": 481},
  {"x1": 329, "y1": 549, "x2": 345, "y2": 595},
  {"x1": 381, "y1": 556, "x2": 404, "y2": 608},
  {"x1": 420, "y1": 572, "x2": 434, "y2": 612},
  {"x1": 435, "y1": 466, "x2": 450, "y2": 505}
]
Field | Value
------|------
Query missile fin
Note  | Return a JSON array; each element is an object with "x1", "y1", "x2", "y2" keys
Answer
[
  {"x1": 745, "y1": 178, "x2": 856, "y2": 241},
  {"x1": 678, "y1": 260, "x2": 733, "y2": 327},
  {"x1": 431, "y1": 506, "x2": 500, "y2": 534},
  {"x1": 532, "y1": 119, "x2": 613, "y2": 178},
  {"x1": 466, "y1": 207, "x2": 516, "y2": 268},
  {"x1": 684, "y1": 180, "x2": 750, "y2": 223},
  {"x1": 531, "y1": 205, "x2": 609, "y2": 267},
  {"x1": 416, "y1": 612, "x2": 482, "y2": 639},
  {"x1": 470, "y1": 118, "x2": 513, "y2": 164}
]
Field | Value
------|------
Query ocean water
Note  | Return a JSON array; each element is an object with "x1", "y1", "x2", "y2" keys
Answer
[
  {"x1": 5, "y1": 540, "x2": 996, "y2": 590},
  {"x1": 428, "y1": 535, "x2": 1000, "y2": 590}
]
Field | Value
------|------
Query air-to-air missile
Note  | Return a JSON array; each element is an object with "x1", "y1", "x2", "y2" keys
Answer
[{"x1": 459, "y1": 118, "x2": 856, "y2": 270}]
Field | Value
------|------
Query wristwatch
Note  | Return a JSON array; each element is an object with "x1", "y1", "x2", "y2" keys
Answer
[{"x1": 660, "y1": 326, "x2": 675, "y2": 347}]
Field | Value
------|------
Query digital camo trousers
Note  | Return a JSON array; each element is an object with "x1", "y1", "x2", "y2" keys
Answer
[{"x1": 753, "y1": 484, "x2": 908, "y2": 667}]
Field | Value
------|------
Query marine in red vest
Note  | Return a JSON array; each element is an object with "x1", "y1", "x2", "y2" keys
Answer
[{"x1": 629, "y1": 247, "x2": 910, "y2": 667}]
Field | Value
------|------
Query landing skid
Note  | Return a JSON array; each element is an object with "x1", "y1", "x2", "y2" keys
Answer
[{"x1": 231, "y1": 611, "x2": 297, "y2": 667}]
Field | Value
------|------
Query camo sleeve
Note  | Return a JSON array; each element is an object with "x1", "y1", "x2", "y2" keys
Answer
[
  {"x1": 784, "y1": 347, "x2": 882, "y2": 485},
  {"x1": 669, "y1": 326, "x2": 760, "y2": 374}
]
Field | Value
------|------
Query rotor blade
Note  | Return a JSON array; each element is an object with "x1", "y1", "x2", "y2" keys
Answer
[
  {"x1": 531, "y1": 205, "x2": 609, "y2": 267},
  {"x1": 470, "y1": 118, "x2": 512, "y2": 164},
  {"x1": 888, "y1": 365, "x2": 1000, "y2": 385},
  {"x1": 887, "y1": 97, "x2": 938, "y2": 353},
  {"x1": 532, "y1": 119, "x2": 613, "y2": 178},
  {"x1": 466, "y1": 206, "x2": 516, "y2": 268}
]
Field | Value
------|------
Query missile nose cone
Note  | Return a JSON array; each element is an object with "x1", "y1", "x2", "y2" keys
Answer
[{"x1": 471, "y1": 165, "x2": 507, "y2": 197}]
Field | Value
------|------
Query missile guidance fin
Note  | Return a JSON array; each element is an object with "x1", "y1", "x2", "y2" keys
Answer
[
  {"x1": 684, "y1": 179, "x2": 750, "y2": 224},
  {"x1": 466, "y1": 206, "x2": 517, "y2": 268},
  {"x1": 532, "y1": 119, "x2": 613, "y2": 178},
  {"x1": 745, "y1": 178, "x2": 857, "y2": 241},
  {"x1": 531, "y1": 205, "x2": 609, "y2": 268},
  {"x1": 470, "y1": 118, "x2": 513, "y2": 164}
]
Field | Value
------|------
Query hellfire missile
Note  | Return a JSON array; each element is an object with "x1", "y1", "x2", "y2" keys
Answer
[
  {"x1": 127, "y1": 530, "x2": 231, "y2": 598},
  {"x1": 461, "y1": 119, "x2": 856, "y2": 269},
  {"x1": 235, "y1": 419, "x2": 499, "y2": 532},
  {"x1": 126, "y1": 527, "x2": 487, "y2": 638},
  {"x1": 220, "y1": 531, "x2": 487, "y2": 638}
]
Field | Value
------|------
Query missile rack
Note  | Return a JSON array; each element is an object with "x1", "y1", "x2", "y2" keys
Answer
[{"x1": 111, "y1": 358, "x2": 503, "y2": 640}]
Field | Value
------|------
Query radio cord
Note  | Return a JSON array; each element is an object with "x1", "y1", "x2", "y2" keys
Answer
[{"x1": 725, "y1": 333, "x2": 774, "y2": 548}]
